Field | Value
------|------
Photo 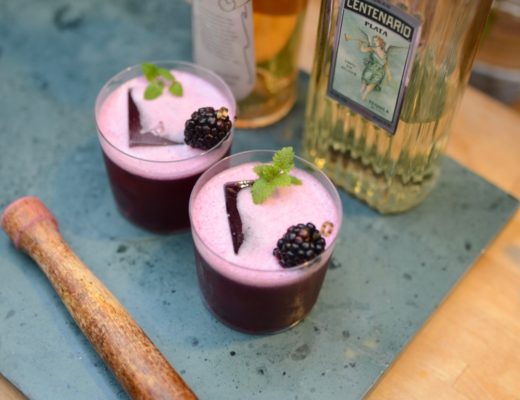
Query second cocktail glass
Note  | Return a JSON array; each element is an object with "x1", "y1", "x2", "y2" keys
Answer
[{"x1": 189, "y1": 150, "x2": 343, "y2": 334}]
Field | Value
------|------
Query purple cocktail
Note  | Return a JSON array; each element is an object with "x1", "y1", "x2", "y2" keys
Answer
[
  {"x1": 189, "y1": 150, "x2": 343, "y2": 333},
  {"x1": 95, "y1": 61, "x2": 236, "y2": 232}
]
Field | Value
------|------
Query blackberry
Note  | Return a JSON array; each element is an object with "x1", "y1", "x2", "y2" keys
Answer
[
  {"x1": 273, "y1": 223, "x2": 326, "y2": 268},
  {"x1": 184, "y1": 106, "x2": 232, "y2": 150}
]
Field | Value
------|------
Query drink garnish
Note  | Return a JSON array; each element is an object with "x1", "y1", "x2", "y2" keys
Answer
[
  {"x1": 128, "y1": 89, "x2": 182, "y2": 147},
  {"x1": 273, "y1": 223, "x2": 326, "y2": 268},
  {"x1": 224, "y1": 180, "x2": 255, "y2": 254},
  {"x1": 223, "y1": 148, "x2": 302, "y2": 254},
  {"x1": 141, "y1": 62, "x2": 183, "y2": 100},
  {"x1": 184, "y1": 107, "x2": 233, "y2": 150},
  {"x1": 251, "y1": 147, "x2": 302, "y2": 204},
  {"x1": 320, "y1": 221, "x2": 334, "y2": 237}
]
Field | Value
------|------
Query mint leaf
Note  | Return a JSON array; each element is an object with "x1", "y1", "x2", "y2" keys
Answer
[
  {"x1": 252, "y1": 147, "x2": 302, "y2": 204},
  {"x1": 158, "y1": 67, "x2": 174, "y2": 81},
  {"x1": 271, "y1": 174, "x2": 292, "y2": 187},
  {"x1": 253, "y1": 164, "x2": 278, "y2": 181},
  {"x1": 252, "y1": 179, "x2": 275, "y2": 204},
  {"x1": 290, "y1": 176, "x2": 302, "y2": 185},
  {"x1": 169, "y1": 81, "x2": 183, "y2": 97},
  {"x1": 272, "y1": 147, "x2": 295, "y2": 173},
  {"x1": 142, "y1": 63, "x2": 159, "y2": 81},
  {"x1": 144, "y1": 82, "x2": 163, "y2": 100},
  {"x1": 141, "y1": 62, "x2": 184, "y2": 99}
]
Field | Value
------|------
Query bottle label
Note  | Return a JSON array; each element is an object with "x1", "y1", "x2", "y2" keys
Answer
[
  {"x1": 192, "y1": 0, "x2": 256, "y2": 101},
  {"x1": 328, "y1": 0, "x2": 421, "y2": 134}
]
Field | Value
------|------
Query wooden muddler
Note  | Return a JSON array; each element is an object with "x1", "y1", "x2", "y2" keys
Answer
[{"x1": 1, "y1": 197, "x2": 197, "y2": 400}]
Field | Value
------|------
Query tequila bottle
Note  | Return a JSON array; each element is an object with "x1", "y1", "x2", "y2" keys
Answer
[{"x1": 303, "y1": 0, "x2": 492, "y2": 213}]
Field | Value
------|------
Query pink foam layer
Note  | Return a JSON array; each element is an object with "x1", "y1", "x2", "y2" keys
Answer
[
  {"x1": 191, "y1": 163, "x2": 341, "y2": 287},
  {"x1": 96, "y1": 70, "x2": 235, "y2": 180}
]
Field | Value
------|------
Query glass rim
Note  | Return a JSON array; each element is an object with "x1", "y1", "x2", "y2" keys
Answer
[
  {"x1": 94, "y1": 60, "x2": 236, "y2": 164},
  {"x1": 189, "y1": 149, "x2": 343, "y2": 274}
]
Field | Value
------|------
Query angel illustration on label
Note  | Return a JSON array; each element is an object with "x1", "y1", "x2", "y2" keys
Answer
[{"x1": 345, "y1": 29, "x2": 406, "y2": 101}]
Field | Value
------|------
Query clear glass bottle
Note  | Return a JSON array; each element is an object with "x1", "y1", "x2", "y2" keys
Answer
[
  {"x1": 303, "y1": 0, "x2": 492, "y2": 213},
  {"x1": 193, "y1": 0, "x2": 307, "y2": 129},
  {"x1": 238, "y1": 0, "x2": 308, "y2": 128}
]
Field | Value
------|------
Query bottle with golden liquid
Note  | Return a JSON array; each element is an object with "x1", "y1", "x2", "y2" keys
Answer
[
  {"x1": 303, "y1": 0, "x2": 492, "y2": 213},
  {"x1": 192, "y1": 0, "x2": 307, "y2": 128}
]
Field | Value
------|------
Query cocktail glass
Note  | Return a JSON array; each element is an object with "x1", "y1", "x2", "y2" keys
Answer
[
  {"x1": 189, "y1": 150, "x2": 343, "y2": 334},
  {"x1": 95, "y1": 61, "x2": 236, "y2": 232}
]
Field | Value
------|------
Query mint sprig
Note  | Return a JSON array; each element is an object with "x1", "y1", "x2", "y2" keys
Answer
[
  {"x1": 251, "y1": 147, "x2": 302, "y2": 204},
  {"x1": 141, "y1": 62, "x2": 183, "y2": 100}
]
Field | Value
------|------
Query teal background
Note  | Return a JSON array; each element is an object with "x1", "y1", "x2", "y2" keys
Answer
[
  {"x1": 0, "y1": 1, "x2": 518, "y2": 399},
  {"x1": 332, "y1": 10, "x2": 410, "y2": 121}
]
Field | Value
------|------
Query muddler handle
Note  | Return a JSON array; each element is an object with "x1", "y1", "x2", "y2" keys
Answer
[{"x1": 1, "y1": 196, "x2": 197, "y2": 400}]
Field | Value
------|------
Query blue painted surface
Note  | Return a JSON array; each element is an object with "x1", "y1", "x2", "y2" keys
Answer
[{"x1": 0, "y1": 1, "x2": 518, "y2": 399}]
